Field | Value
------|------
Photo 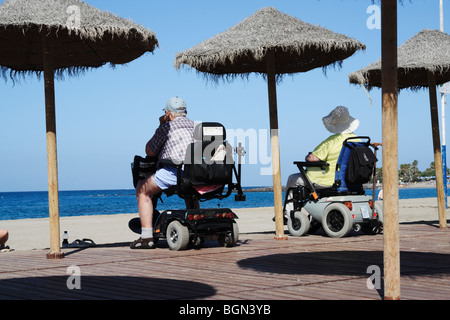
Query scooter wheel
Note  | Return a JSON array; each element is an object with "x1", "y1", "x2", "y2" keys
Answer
[
  {"x1": 362, "y1": 202, "x2": 383, "y2": 235},
  {"x1": 322, "y1": 203, "x2": 353, "y2": 238},
  {"x1": 287, "y1": 211, "x2": 310, "y2": 237},
  {"x1": 166, "y1": 220, "x2": 190, "y2": 251},
  {"x1": 218, "y1": 222, "x2": 239, "y2": 247}
]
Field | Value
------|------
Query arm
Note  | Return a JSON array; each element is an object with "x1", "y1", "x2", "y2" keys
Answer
[
  {"x1": 306, "y1": 136, "x2": 332, "y2": 163},
  {"x1": 145, "y1": 141, "x2": 157, "y2": 157},
  {"x1": 145, "y1": 119, "x2": 170, "y2": 157},
  {"x1": 305, "y1": 152, "x2": 321, "y2": 162}
]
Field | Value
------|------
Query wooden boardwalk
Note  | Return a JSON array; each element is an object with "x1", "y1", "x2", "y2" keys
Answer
[{"x1": 0, "y1": 222, "x2": 448, "y2": 301}]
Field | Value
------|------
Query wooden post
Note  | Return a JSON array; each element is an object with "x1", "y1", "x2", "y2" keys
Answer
[
  {"x1": 381, "y1": 0, "x2": 400, "y2": 300},
  {"x1": 428, "y1": 72, "x2": 448, "y2": 229},
  {"x1": 266, "y1": 50, "x2": 287, "y2": 240},
  {"x1": 42, "y1": 35, "x2": 63, "y2": 259}
]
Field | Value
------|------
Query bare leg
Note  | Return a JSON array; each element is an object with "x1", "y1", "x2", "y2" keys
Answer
[
  {"x1": 0, "y1": 230, "x2": 8, "y2": 247},
  {"x1": 136, "y1": 175, "x2": 162, "y2": 229}
]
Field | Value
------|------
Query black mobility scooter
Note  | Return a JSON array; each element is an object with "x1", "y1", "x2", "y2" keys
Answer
[
  {"x1": 130, "y1": 122, "x2": 246, "y2": 250},
  {"x1": 284, "y1": 136, "x2": 383, "y2": 238}
]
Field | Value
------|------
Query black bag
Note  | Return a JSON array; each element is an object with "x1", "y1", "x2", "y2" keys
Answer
[
  {"x1": 131, "y1": 156, "x2": 158, "y2": 188},
  {"x1": 345, "y1": 146, "x2": 378, "y2": 185}
]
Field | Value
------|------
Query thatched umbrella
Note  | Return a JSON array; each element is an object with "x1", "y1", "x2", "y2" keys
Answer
[
  {"x1": 0, "y1": 0, "x2": 158, "y2": 259},
  {"x1": 174, "y1": 7, "x2": 366, "y2": 239},
  {"x1": 349, "y1": 29, "x2": 450, "y2": 230}
]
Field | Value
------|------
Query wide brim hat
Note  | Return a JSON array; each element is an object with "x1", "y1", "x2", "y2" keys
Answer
[{"x1": 322, "y1": 106, "x2": 359, "y2": 134}]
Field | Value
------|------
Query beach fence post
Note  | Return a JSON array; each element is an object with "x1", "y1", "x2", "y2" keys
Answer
[
  {"x1": 381, "y1": 0, "x2": 400, "y2": 300},
  {"x1": 266, "y1": 50, "x2": 287, "y2": 240},
  {"x1": 440, "y1": 0, "x2": 448, "y2": 209},
  {"x1": 42, "y1": 35, "x2": 63, "y2": 259},
  {"x1": 441, "y1": 86, "x2": 447, "y2": 210},
  {"x1": 441, "y1": 83, "x2": 449, "y2": 209},
  {"x1": 428, "y1": 71, "x2": 448, "y2": 229}
]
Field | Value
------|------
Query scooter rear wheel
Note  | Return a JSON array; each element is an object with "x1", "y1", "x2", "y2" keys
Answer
[
  {"x1": 322, "y1": 203, "x2": 353, "y2": 238},
  {"x1": 362, "y1": 202, "x2": 383, "y2": 235},
  {"x1": 218, "y1": 222, "x2": 239, "y2": 247}
]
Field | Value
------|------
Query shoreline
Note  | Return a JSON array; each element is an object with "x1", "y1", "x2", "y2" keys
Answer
[
  {"x1": 0, "y1": 182, "x2": 442, "y2": 223},
  {"x1": 245, "y1": 182, "x2": 440, "y2": 192},
  {"x1": 0, "y1": 181, "x2": 440, "y2": 194},
  {"x1": 0, "y1": 197, "x2": 448, "y2": 252}
]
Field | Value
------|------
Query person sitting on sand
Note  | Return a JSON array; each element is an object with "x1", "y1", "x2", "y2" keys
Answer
[
  {"x1": 131, "y1": 97, "x2": 195, "y2": 250},
  {"x1": 0, "y1": 229, "x2": 10, "y2": 252},
  {"x1": 378, "y1": 189, "x2": 383, "y2": 200},
  {"x1": 284, "y1": 106, "x2": 360, "y2": 215}
]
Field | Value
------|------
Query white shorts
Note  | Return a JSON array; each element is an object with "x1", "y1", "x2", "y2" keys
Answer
[{"x1": 153, "y1": 166, "x2": 180, "y2": 190}]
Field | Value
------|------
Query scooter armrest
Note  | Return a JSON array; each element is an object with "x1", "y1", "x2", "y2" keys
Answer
[
  {"x1": 294, "y1": 161, "x2": 329, "y2": 169},
  {"x1": 292, "y1": 161, "x2": 329, "y2": 201}
]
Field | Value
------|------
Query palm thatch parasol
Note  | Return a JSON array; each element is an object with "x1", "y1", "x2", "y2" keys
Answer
[
  {"x1": 0, "y1": 0, "x2": 159, "y2": 259},
  {"x1": 0, "y1": 0, "x2": 158, "y2": 79},
  {"x1": 175, "y1": 7, "x2": 366, "y2": 239},
  {"x1": 349, "y1": 29, "x2": 450, "y2": 230},
  {"x1": 350, "y1": 29, "x2": 450, "y2": 90},
  {"x1": 175, "y1": 7, "x2": 365, "y2": 79}
]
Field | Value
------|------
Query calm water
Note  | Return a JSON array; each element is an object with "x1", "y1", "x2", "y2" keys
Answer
[{"x1": 0, "y1": 187, "x2": 439, "y2": 221}]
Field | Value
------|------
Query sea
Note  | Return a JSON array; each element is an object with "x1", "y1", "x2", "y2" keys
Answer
[{"x1": 0, "y1": 187, "x2": 440, "y2": 221}]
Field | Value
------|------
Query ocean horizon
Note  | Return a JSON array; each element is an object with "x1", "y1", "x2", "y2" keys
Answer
[{"x1": 0, "y1": 186, "x2": 442, "y2": 221}]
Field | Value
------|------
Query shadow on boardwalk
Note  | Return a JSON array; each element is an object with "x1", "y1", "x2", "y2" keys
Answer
[
  {"x1": 0, "y1": 276, "x2": 216, "y2": 300},
  {"x1": 238, "y1": 250, "x2": 450, "y2": 278}
]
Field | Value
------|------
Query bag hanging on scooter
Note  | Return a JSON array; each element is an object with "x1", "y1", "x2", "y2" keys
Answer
[
  {"x1": 345, "y1": 146, "x2": 378, "y2": 185},
  {"x1": 131, "y1": 155, "x2": 158, "y2": 188}
]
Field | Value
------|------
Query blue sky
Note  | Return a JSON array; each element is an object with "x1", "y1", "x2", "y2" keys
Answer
[{"x1": 0, "y1": 0, "x2": 449, "y2": 191}]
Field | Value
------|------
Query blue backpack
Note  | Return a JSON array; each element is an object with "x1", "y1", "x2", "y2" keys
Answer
[{"x1": 334, "y1": 137, "x2": 378, "y2": 193}]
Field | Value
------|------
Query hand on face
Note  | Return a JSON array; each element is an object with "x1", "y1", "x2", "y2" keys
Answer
[{"x1": 159, "y1": 111, "x2": 171, "y2": 125}]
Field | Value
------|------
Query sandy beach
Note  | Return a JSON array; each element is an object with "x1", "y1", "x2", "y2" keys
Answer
[{"x1": 0, "y1": 197, "x2": 448, "y2": 252}]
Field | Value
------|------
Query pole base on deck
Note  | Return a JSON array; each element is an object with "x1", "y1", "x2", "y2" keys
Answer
[{"x1": 46, "y1": 251, "x2": 64, "y2": 259}]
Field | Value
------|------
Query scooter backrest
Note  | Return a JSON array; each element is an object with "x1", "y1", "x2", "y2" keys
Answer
[
  {"x1": 183, "y1": 122, "x2": 234, "y2": 186},
  {"x1": 194, "y1": 122, "x2": 226, "y2": 142}
]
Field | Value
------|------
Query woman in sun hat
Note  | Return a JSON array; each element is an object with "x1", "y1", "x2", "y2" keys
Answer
[{"x1": 284, "y1": 106, "x2": 360, "y2": 215}]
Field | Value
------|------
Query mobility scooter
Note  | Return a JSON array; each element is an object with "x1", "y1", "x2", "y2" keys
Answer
[
  {"x1": 130, "y1": 122, "x2": 246, "y2": 250},
  {"x1": 284, "y1": 136, "x2": 383, "y2": 238}
]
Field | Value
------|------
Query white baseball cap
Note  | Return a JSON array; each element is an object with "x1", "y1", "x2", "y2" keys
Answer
[{"x1": 163, "y1": 97, "x2": 187, "y2": 114}]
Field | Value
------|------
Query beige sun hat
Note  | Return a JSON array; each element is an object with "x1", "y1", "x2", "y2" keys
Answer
[{"x1": 322, "y1": 106, "x2": 359, "y2": 134}]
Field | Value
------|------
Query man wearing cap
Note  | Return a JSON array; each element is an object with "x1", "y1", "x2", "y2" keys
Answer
[
  {"x1": 284, "y1": 106, "x2": 360, "y2": 215},
  {"x1": 131, "y1": 97, "x2": 195, "y2": 249}
]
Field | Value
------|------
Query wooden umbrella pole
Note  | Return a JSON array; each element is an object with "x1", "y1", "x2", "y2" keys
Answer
[
  {"x1": 266, "y1": 50, "x2": 286, "y2": 240},
  {"x1": 381, "y1": 0, "x2": 400, "y2": 300},
  {"x1": 428, "y1": 71, "x2": 448, "y2": 229},
  {"x1": 42, "y1": 35, "x2": 63, "y2": 259}
]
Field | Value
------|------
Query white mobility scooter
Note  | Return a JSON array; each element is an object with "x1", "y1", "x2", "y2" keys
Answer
[
  {"x1": 130, "y1": 122, "x2": 246, "y2": 250},
  {"x1": 284, "y1": 136, "x2": 383, "y2": 238}
]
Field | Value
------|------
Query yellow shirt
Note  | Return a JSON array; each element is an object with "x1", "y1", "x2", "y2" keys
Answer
[{"x1": 306, "y1": 133, "x2": 358, "y2": 187}]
